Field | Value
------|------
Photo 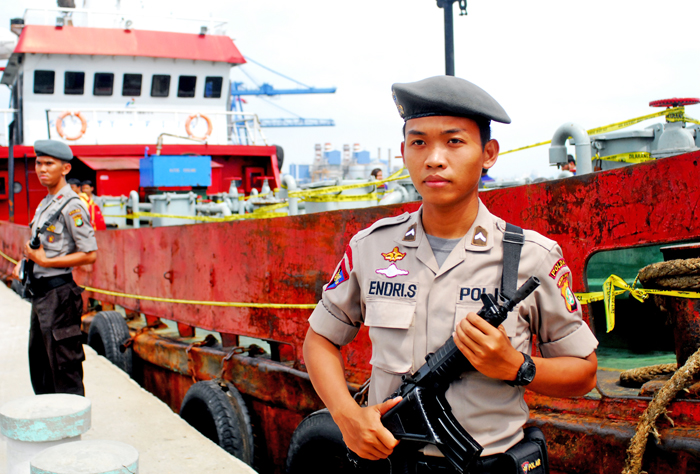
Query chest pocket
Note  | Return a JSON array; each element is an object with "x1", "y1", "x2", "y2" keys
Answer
[
  {"x1": 365, "y1": 298, "x2": 416, "y2": 374},
  {"x1": 41, "y1": 218, "x2": 65, "y2": 256}
]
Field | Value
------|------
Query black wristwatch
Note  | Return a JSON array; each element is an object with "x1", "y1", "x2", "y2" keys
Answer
[{"x1": 506, "y1": 352, "x2": 536, "y2": 387}]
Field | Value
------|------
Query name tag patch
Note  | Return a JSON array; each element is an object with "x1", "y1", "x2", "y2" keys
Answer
[
  {"x1": 368, "y1": 280, "x2": 417, "y2": 299},
  {"x1": 459, "y1": 286, "x2": 500, "y2": 302}
]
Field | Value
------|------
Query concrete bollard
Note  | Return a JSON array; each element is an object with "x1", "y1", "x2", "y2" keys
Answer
[
  {"x1": 0, "y1": 394, "x2": 91, "y2": 474},
  {"x1": 30, "y1": 440, "x2": 139, "y2": 474}
]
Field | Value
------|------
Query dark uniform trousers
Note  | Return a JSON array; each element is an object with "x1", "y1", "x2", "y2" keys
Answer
[{"x1": 28, "y1": 281, "x2": 86, "y2": 396}]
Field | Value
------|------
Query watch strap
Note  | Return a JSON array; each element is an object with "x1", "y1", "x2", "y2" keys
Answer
[{"x1": 506, "y1": 352, "x2": 536, "y2": 387}]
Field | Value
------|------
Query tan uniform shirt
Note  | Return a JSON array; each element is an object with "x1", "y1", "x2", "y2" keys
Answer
[
  {"x1": 30, "y1": 184, "x2": 97, "y2": 278},
  {"x1": 308, "y1": 200, "x2": 598, "y2": 456}
]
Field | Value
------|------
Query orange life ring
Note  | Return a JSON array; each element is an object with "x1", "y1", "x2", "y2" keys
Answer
[
  {"x1": 185, "y1": 113, "x2": 213, "y2": 140},
  {"x1": 56, "y1": 111, "x2": 88, "y2": 141}
]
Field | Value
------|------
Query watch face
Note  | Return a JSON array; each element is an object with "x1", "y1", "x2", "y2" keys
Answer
[{"x1": 522, "y1": 359, "x2": 537, "y2": 384}]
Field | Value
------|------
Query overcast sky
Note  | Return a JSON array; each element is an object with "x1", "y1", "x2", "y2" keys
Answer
[{"x1": 2, "y1": 0, "x2": 699, "y2": 179}]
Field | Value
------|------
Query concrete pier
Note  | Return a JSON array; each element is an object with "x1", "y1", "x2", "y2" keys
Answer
[{"x1": 0, "y1": 284, "x2": 257, "y2": 474}]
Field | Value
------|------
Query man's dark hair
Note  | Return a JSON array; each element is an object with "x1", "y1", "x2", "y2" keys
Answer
[
  {"x1": 402, "y1": 116, "x2": 491, "y2": 150},
  {"x1": 370, "y1": 168, "x2": 382, "y2": 178}
]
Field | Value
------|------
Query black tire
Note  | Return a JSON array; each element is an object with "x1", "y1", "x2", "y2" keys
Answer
[
  {"x1": 87, "y1": 311, "x2": 132, "y2": 376},
  {"x1": 286, "y1": 409, "x2": 354, "y2": 474},
  {"x1": 180, "y1": 379, "x2": 254, "y2": 466}
]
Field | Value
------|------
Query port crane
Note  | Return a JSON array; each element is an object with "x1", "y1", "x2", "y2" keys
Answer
[{"x1": 230, "y1": 57, "x2": 336, "y2": 127}]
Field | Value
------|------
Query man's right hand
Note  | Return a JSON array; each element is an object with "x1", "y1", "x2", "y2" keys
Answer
[{"x1": 333, "y1": 397, "x2": 402, "y2": 460}]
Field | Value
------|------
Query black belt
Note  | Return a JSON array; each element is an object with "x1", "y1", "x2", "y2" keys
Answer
[{"x1": 32, "y1": 273, "x2": 74, "y2": 297}]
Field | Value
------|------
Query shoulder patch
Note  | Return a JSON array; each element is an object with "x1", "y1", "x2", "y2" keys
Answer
[
  {"x1": 72, "y1": 214, "x2": 84, "y2": 227},
  {"x1": 549, "y1": 258, "x2": 568, "y2": 279},
  {"x1": 557, "y1": 272, "x2": 578, "y2": 313},
  {"x1": 69, "y1": 209, "x2": 81, "y2": 216}
]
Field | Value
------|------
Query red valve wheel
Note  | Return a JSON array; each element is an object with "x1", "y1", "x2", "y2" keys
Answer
[{"x1": 649, "y1": 98, "x2": 700, "y2": 108}]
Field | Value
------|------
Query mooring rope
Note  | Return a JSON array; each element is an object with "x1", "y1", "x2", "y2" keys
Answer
[{"x1": 622, "y1": 347, "x2": 700, "y2": 474}]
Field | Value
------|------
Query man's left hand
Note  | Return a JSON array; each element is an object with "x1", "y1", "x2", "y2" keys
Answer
[
  {"x1": 454, "y1": 312, "x2": 523, "y2": 382},
  {"x1": 25, "y1": 241, "x2": 48, "y2": 267}
]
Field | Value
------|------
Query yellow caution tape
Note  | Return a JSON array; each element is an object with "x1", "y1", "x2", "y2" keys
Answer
[
  {"x1": 0, "y1": 248, "x2": 18, "y2": 265},
  {"x1": 593, "y1": 152, "x2": 654, "y2": 164},
  {"x1": 586, "y1": 107, "x2": 683, "y2": 136},
  {"x1": 288, "y1": 169, "x2": 410, "y2": 199},
  {"x1": 81, "y1": 286, "x2": 316, "y2": 309},
  {"x1": 575, "y1": 274, "x2": 700, "y2": 333},
  {"x1": 303, "y1": 193, "x2": 378, "y2": 203},
  {"x1": 500, "y1": 107, "x2": 689, "y2": 156},
  {"x1": 102, "y1": 203, "x2": 126, "y2": 208}
]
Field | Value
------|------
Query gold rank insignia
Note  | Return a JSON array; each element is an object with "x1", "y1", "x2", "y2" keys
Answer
[
  {"x1": 73, "y1": 215, "x2": 84, "y2": 227},
  {"x1": 46, "y1": 225, "x2": 56, "y2": 233},
  {"x1": 382, "y1": 246, "x2": 406, "y2": 262}
]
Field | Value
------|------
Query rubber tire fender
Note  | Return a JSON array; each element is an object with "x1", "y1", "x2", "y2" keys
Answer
[
  {"x1": 179, "y1": 379, "x2": 254, "y2": 466},
  {"x1": 87, "y1": 311, "x2": 132, "y2": 376},
  {"x1": 286, "y1": 408, "x2": 354, "y2": 474}
]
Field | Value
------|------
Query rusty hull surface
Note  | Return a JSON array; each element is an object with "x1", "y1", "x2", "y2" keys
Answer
[{"x1": 3, "y1": 151, "x2": 700, "y2": 472}]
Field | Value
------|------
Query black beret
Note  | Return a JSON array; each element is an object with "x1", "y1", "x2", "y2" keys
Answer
[
  {"x1": 392, "y1": 76, "x2": 511, "y2": 124},
  {"x1": 81, "y1": 180, "x2": 93, "y2": 187},
  {"x1": 34, "y1": 140, "x2": 73, "y2": 161},
  {"x1": 67, "y1": 178, "x2": 81, "y2": 185}
]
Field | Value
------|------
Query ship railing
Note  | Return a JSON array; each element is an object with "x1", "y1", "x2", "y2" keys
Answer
[
  {"x1": 22, "y1": 7, "x2": 228, "y2": 36},
  {"x1": 44, "y1": 108, "x2": 268, "y2": 147},
  {"x1": 0, "y1": 109, "x2": 17, "y2": 147}
]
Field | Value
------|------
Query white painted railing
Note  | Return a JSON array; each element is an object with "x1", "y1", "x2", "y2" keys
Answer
[
  {"x1": 44, "y1": 108, "x2": 267, "y2": 146},
  {"x1": 23, "y1": 7, "x2": 228, "y2": 36}
]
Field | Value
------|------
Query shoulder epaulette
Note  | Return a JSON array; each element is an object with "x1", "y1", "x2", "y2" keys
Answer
[{"x1": 355, "y1": 213, "x2": 412, "y2": 242}]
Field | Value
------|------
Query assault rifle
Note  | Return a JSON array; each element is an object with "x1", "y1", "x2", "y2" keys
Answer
[
  {"x1": 16, "y1": 197, "x2": 78, "y2": 299},
  {"x1": 17, "y1": 233, "x2": 42, "y2": 299},
  {"x1": 380, "y1": 276, "x2": 541, "y2": 473}
]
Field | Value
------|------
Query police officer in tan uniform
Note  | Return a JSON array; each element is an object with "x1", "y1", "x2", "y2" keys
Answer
[
  {"x1": 303, "y1": 76, "x2": 598, "y2": 472},
  {"x1": 12, "y1": 140, "x2": 98, "y2": 396}
]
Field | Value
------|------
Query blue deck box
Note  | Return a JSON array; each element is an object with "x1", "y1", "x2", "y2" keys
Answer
[{"x1": 140, "y1": 155, "x2": 212, "y2": 187}]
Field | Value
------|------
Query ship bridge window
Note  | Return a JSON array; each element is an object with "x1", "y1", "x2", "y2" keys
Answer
[
  {"x1": 177, "y1": 75, "x2": 197, "y2": 98},
  {"x1": 33, "y1": 70, "x2": 55, "y2": 94},
  {"x1": 93, "y1": 73, "x2": 114, "y2": 96},
  {"x1": 122, "y1": 73, "x2": 142, "y2": 96},
  {"x1": 204, "y1": 76, "x2": 223, "y2": 98},
  {"x1": 64, "y1": 71, "x2": 85, "y2": 95},
  {"x1": 151, "y1": 75, "x2": 171, "y2": 97}
]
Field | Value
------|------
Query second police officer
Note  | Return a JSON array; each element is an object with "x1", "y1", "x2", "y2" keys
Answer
[{"x1": 13, "y1": 140, "x2": 98, "y2": 396}]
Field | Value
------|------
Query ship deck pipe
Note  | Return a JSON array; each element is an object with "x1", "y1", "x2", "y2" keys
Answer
[
  {"x1": 549, "y1": 122, "x2": 593, "y2": 175},
  {"x1": 379, "y1": 185, "x2": 409, "y2": 206},
  {"x1": 195, "y1": 202, "x2": 232, "y2": 217},
  {"x1": 282, "y1": 174, "x2": 299, "y2": 216},
  {"x1": 129, "y1": 190, "x2": 140, "y2": 229}
]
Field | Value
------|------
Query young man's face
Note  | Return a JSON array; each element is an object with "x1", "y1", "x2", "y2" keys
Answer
[
  {"x1": 70, "y1": 184, "x2": 80, "y2": 193},
  {"x1": 35, "y1": 156, "x2": 70, "y2": 188},
  {"x1": 81, "y1": 184, "x2": 93, "y2": 196},
  {"x1": 401, "y1": 115, "x2": 498, "y2": 208}
]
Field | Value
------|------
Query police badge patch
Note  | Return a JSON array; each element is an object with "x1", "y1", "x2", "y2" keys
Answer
[
  {"x1": 72, "y1": 214, "x2": 84, "y2": 227},
  {"x1": 557, "y1": 272, "x2": 578, "y2": 313}
]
